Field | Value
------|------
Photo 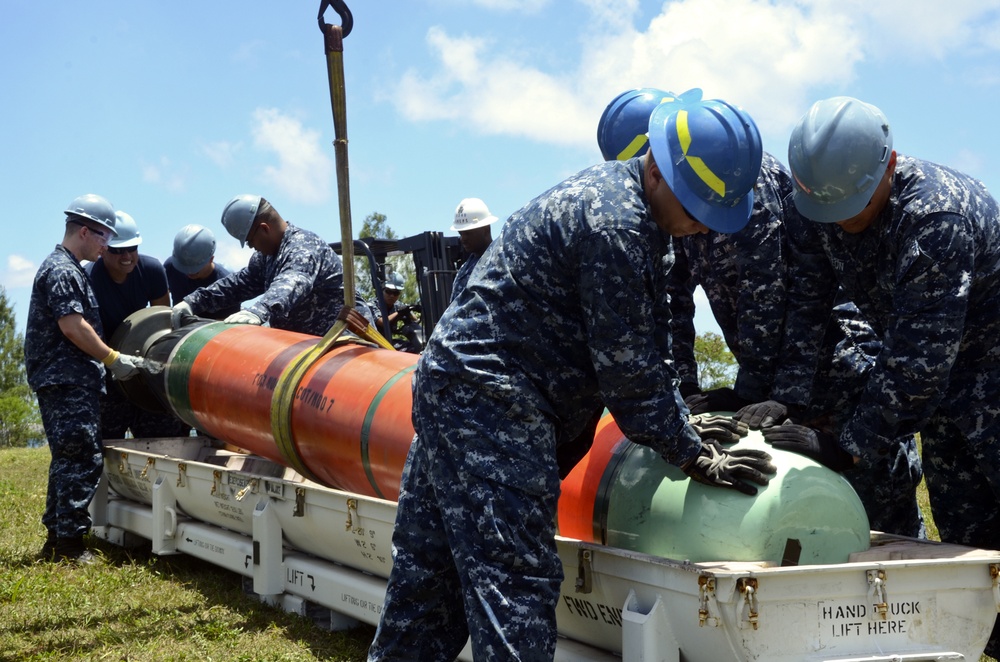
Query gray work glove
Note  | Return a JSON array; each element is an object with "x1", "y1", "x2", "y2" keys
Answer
[
  {"x1": 170, "y1": 301, "x2": 194, "y2": 330},
  {"x1": 681, "y1": 441, "x2": 776, "y2": 495},
  {"x1": 685, "y1": 387, "x2": 750, "y2": 415},
  {"x1": 104, "y1": 351, "x2": 146, "y2": 381},
  {"x1": 224, "y1": 310, "x2": 263, "y2": 325},
  {"x1": 761, "y1": 423, "x2": 855, "y2": 472},
  {"x1": 733, "y1": 399, "x2": 792, "y2": 429},
  {"x1": 689, "y1": 413, "x2": 748, "y2": 445}
]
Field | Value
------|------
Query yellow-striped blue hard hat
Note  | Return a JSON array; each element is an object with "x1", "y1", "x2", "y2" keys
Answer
[{"x1": 648, "y1": 97, "x2": 762, "y2": 233}]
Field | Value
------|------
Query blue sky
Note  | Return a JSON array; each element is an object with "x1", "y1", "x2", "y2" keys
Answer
[{"x1": 3, "y1": 0, "x2": 1000, "y2": 339}]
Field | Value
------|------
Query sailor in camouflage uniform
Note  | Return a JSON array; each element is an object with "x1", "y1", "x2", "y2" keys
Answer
[
  {"x1": 599, "y1": 88, "x2": 923, "y2": 538},
  {"x1": 25, "y1": 194, "x2": 148, "y2": 563},
  {"x1": 369, "y1": 96, "x2": 776, "y2": 662},
  {"x1": 448, "y1": 197, "x2": 498, "y2": 302},
  {"x1": 782, "y1": 97, "x2": 1000, "y2": 657},
  {"x1": 170, "y1": 195, "x2": 373, "y2": 335}
]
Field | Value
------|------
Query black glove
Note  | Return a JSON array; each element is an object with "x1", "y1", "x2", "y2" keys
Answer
[
  {"x1": 689, "y1": 413, "x2": 748, "y2": 445},
  {"x1": 684, "y1": 387, "x2": 749, "y2": 415},
  {"x1": 681, "y1": 442, "x2": 776, "y2": 496},
  {"x1": 733, "y1": 399, "x2": 792, "y2": 429},
  {"x1": 761, "y1": 423, "x2": 855, "y2": 472},
  {"x1": 678, "y1": 381, "x2": 702, "y2": 400}
]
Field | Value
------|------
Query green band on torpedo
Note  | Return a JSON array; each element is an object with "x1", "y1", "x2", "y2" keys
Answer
[
  {"x1": 166, "y1": 323, "x2": 229, "y2": 431},
  {"x1": 360, "y1": 364, "x2": 417, "y2": 499}
]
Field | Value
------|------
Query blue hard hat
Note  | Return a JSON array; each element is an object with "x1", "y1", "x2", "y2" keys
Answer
[
  {"x1": 597, "y1": 88, "x2": 704, "y2": 162},
  {"x1": 648, "y1": 97, "x2": 763, "y2": 233}
]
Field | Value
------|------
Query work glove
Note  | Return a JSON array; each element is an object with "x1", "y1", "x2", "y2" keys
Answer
[
  {"x1": 684, "y1": 387, "x2": 750, "y2": 415},
  {"x1": 761, "y1": 422, "x2": 855, "y2": 472},
  {"x1": 678, "y1": 381, "x2": 702, "y2": 400},
  {"x1": 102, "y1": 350, "x2": 146, "y2": 382},
  {"x1": 224, "y1": 310, "x2": 263, "y2": 326},
  {"x1": 337, "y1": 306, "x2": 370, "y2": 336},
  {"x1": 733, "y1": 399, "x2": 793, "y2": 429},
  {"x1": 681, "y1": 441, "x2": 776, "y2": 496},
  {"x1": 689, "y1": 413, "x2": 748, "y2": 446},
  {"x1": 170, "y1": 301, "x2": 194, "y2": 330}
]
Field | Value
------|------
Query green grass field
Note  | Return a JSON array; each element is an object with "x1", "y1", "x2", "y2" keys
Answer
[
  {"x1": 0, "y1": 447, "x2": 374, "y2": 661},
  {"x1": 0, "y1": 446, "x2": 994, "y2": 661}
]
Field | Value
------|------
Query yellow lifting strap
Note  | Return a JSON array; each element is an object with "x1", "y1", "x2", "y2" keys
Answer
[{"x1": 269, "y1": 1, "x2": 393, "y2": 483}]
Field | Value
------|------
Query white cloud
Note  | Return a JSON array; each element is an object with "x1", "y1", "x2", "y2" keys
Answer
[
  {"x1": 141, "y1": 156, "x2": 187, "y2": 193},
  {"x1": 4, "y1": 254, "x2": 36, "y2": 288},
  {"x1": 251, "y1": 108, "x2": 333, "y2": 205},
  {"x1": 216, "y1": 241, "x2": 253, "y2": 272},
  {"x1": 389, "y1": 0, "x2": 1000, "y2": 149},
  {"x1": 202, "y1": 140, "x2": 241, "y2": 168}
]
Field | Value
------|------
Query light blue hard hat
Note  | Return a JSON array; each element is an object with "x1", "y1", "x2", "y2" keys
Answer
[
  {"x1": 173, "y1": 224, "x2": 216, "y2": 274},
  {"x1": 108, "y1": 211, "x2": 142, "y2": 248},
  {"x1": 221, "y1": 194, "x2": 262, "y2": 247},
  {"x1": 788, "y1": 97, "x2": 893, "y2": 223},
  {"x1": 64, "y1": 193, "x2": 118, "y2": 236}
]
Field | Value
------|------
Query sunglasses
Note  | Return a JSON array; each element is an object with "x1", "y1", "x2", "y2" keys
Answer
[
  {"x1": 107, "y1": 246, "x2": 138, "y2": 255},
  {"x1": 68, "y1": 219, "x2": 108, "y2": 241}
]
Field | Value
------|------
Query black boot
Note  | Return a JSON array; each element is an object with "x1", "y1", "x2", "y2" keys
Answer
[
  {"x1": 38, "y1": 532, "x2": 57, "y2": 561},
  {"x1": 53, "y1": 536, "x2": 96, "y2": 565}
]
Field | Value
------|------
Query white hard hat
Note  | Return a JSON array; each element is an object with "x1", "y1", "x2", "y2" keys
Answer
[{"x1": 451, "y1": 198, "x2": 498, "y2": 232}]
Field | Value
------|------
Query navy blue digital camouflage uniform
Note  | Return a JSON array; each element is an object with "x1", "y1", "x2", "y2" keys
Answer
[
  {"x1": 369, "y1": 158, "x2": 703, "y2": 662},
  {"x1": 87, "y1": 254, "x2": 190, "y2": 439},
  {"x1": 164, "y1": 257, "x2": 239, "y2": 319},
  {"x1": 25, "y1": 245, "x2": 106, "y2": 542},
  {"x1": 669, "y1": 153, "x2": 924, "y2": 537},
  {"x1": 779, "y1": 155, "x2": 1000, "y2": 544},
  {"x1": 183, "y1": 223, "x2": 374, "y2": 335},
  {"x1": 449, "y1": 252, "x2": 479, "y2": 303}
]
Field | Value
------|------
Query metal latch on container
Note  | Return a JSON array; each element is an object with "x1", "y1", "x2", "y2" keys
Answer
[
  {"x1": 176, "y1": 463, "x2": 187, "y2": 488},
  {"x1": 575, "y1": 549, "x2": 593, "y2": 594},
  {"x1": 211, "y1": 470, "x2": 223, "y2": 496},
  {"x1": 139, "y1": 457, "x2": 155, "y2": 480},
  {"x1": 118, "y1": 451, "x2": 129, "y2": 474},
  {"x1": 990, "y1": 564, "x2": 1000, "y2": 612},
  {"x1": 698, "y1": 576, "x2": 719, "y2": 627},
  {"x1": 737, "y1": 577, "x2": 759, "y2": 630},
  {"x1": 235, "y1": 478, "x2": 259, "y2": 502},
  {"x1": 294, "y1": 487, "x2": 306, "y2": 517},
  {"x1": 345, "y1": 498, "x2": 363, "y2": 533},
  {"x1": 867, "y1": 568, "x2": 888, "y2": 620}
]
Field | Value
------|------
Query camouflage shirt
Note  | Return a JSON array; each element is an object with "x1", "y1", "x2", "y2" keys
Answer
[
  {"x1": 183, "y1": 224, "x2": 346, "y2": 336},
  {"x1": 418, "y1": 157, "x2": 701, "y2": 468},
  {"x1": 24, "y1": 244, "x2": 105, "y2": 392},
  {"x1": 669, "y1": 153, "x2": 880, "y2": 406},
  {"x1": 779, "y1": 155, "x2": 1000, "y2": 458}
]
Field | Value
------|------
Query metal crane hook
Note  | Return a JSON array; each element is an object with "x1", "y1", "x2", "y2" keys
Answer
[{"x1": 318, "y1": 0, "x2": 353, "y2": 38}]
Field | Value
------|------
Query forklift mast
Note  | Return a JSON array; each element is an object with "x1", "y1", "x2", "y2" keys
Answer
[{"x1": 333, "y1": 231, "x2": 464, "y2": 340}]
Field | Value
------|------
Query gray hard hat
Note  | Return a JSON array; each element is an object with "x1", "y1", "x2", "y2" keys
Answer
[
  {"x1": 64, "y1": 193, "x2": 118, "y2": 236},
  {"x1": 221, "y1": 194, "x2": 262, "y2": 247},
  {"x1": 173, "y1": 224, "x2": 216, "y2": 274},
  {"x1": 788, "y1": 97, "x2": 893, "y2": 223},
  {"x1": 108, "y1": 211, "x2": 142, "y2": 248}
]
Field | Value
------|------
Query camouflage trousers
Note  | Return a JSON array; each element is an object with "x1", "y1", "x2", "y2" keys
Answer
[
  {"x1": 36, "y1": 385, "x2": 104, "y2": 539},
  {"x1": 919, "y1": 416, "x2": 1000, "y2": 658},
  {"x1": 843, "y1": 437, "x2": 926, "y2": 539},
  {"x1": 369, "y1": 379, "x2": 563, "y2": 662}
]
